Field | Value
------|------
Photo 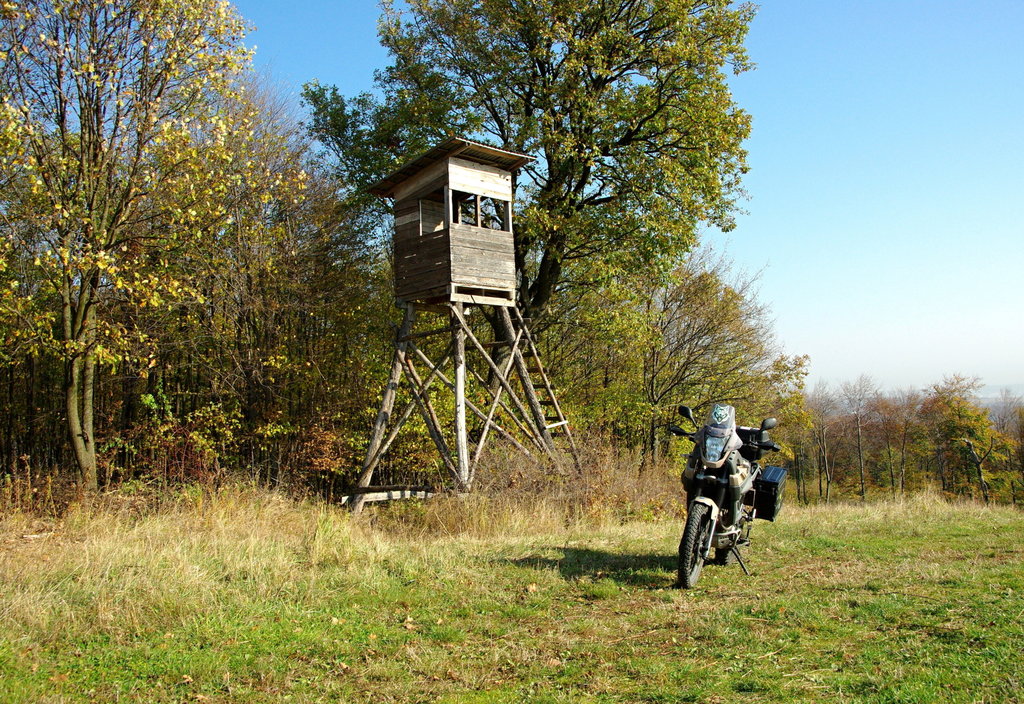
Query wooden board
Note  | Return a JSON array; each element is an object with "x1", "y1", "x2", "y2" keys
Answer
[
  {"x1": 450, "y1": 256, "x2": 515, "y2": 277},
  {"x1": 395, "y1": 239, "x2": 449, "y2": 259},
  {"x1": 392, "y1": 159, "x2": 448, "y2": 202},
  {"x1": 395, "y1": 212, "x2": 419, "y2": 228},
  {"x1": 451, "y1": 274, "x2": 515, "y2": 288},
  {"x1": 340, "y1": 489, "x2": 435, "y2": 504},
  {"x1": 393, "y1": 221, "x2": 423, "y2": 241},
  {"x1": 394, "y1": 227, "x2": 447, "y2": 244},
  {"x1": 450, "y1": 291, "x2": 515, "y2": 307},
  {"x1": 394, "y1": 199, "x2": 419, "y2": 217},
  {"x1": 396, "y1": 263, "x2": 450, "y2": 280},
  {"x1": 397, "y1": 280, "x2": 451, "y2": 300},
  {"x1": 449, "y1": 157, "x2": 513, "y2": 201},
  {"x1": 451, "y1": 242, "x2": 513, "y2": 259},
  {"x1": 397, "y1": 259, "x2": 452, "y2": 279},
  {"x1": 396, "y1": 285, "x2": 450, "y2": 304},
  {"x1": 449, "y1": 223, "x2": 515, "y2": 248},
  {"x1": 420, "y1": 199, "x2": 445, "y2": 232}
]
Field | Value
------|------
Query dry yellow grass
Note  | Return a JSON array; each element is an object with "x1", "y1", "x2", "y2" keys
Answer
[{"x1": 2, "y1": 480, "x2": 1022, "y2": 703}]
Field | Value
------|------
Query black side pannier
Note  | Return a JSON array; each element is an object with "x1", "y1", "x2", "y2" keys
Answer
[{"x1": 752, "y1": 465, "x2": 788, "y2": 521}]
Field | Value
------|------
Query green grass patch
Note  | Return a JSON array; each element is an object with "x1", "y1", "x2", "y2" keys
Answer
[{"x1": 1, "y1": 490, "x2": 1023, "y2": 702}]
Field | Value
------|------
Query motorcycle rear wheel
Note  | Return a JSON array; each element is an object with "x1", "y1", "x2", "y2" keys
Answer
[{"x1": 677, "y1": 502, "x2": 713, "y2": 588}]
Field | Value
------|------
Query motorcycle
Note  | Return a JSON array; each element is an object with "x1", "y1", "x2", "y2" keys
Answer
[{"x1": 668, "y1": 403, "x2": 784, "y2": 589}]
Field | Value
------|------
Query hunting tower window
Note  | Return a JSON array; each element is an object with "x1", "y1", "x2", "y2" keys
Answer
[
  {"x1": 451, "y1": 190, "x2": 509, "y2": 231},
  {"x1": 480, "y1": 196, "x2": 509, "y2": 231},
  {"x1": 453, "y1": 190, "x2": 477, "y2": 226}
]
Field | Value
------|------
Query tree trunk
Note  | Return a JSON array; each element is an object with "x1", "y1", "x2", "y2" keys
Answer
[
  {"x1": 4, "y1": 365, "x2": 13, "y2": 472},
  {"x1": 885, "y1": 444, "x2": 896, "y2": 498},
  {"x1": 795, "y1": 451, "x2": 807, "y2": 504},
  {"x1": 966, "y1": 441, "x2": 990, "y2": 504},
  {"x1": 62, "y1": 274, "x2": 98, "y2": 492},
  {"x1": 65, "y1": 352, "x2": 97, "y2": 491},
  {"x1": 792, "y1": 451, "x2": 801, "y2": 503},
  {"x1": 817, "y1": 447, "x2": 823, "y2": 499},
  {"x1": 821, "y1": 434, "x2": 832, "y2": 504},
  {"x1": 855, "y1": 413, "x2": 865, "y2": 501},
  {"x1": 26, "y1": 353, "x2": 37, "y2": 465},
  {"x1": 800, "y1": 452, "x2": 808, "y2": 504},
  {"x1": 898, "y1": 430, "x2": 908, "y2": 496},
  {"x1": 644, "y1": 415, "x2": 659, "y2": 465}
]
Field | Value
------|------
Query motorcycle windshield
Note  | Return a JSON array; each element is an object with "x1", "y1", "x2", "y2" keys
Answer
[{"x1": 705, "y1": 404, "x2": 736, "y2": 431}]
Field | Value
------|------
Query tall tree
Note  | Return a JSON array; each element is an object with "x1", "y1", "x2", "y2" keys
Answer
[
  {"x1": 807, "y1": 383, "x2": 840, "y2": 502},
  {"x1": 870, "y1": 387, "x2": 923, "y2": 496},
  {"x1": 638, "y1": 251, "x2": 804, "y2": 459},
  {"x1": 0, "y1": 0, "x2": 263, "y2": 489},
  {"x1": 841, "y1": 375, "x2": 877, "y2": 501},
  {"x1": 920, "y1": 376, "x2": 1008, "y2": 499},
  {"x1": 304, "y1": 0, "x2": 755, "y2": 319}
]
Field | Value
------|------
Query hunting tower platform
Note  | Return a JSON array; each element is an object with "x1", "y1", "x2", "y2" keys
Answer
[
  {"x1": 369, "y1": 137, "x2": 529, "y2": 307},
  {"x1": 352, "y1": 137, "x2": 577, "y2": 512}
]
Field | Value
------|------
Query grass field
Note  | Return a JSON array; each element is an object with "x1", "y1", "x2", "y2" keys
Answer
[{"x1": 1, "y1": 487, "x2": 1022, "y2": 703}]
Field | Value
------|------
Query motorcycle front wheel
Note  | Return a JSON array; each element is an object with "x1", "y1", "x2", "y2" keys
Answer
[{"x1": 677, "y1": 502, "x2": 713, "y2": 588}]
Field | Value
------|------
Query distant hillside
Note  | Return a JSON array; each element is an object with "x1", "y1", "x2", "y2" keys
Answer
[{"x1": 979, "y1": 383, "x2": 1024, "y2": 410}]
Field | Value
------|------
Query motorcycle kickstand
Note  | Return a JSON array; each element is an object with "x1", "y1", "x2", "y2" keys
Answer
[{"x1": 732, "y1": 546, "x2": 750, "y2": 576}]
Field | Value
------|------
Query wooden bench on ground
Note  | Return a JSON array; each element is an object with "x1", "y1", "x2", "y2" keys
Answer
[{"x1": 339, "y1": 484, "x2": 435, "y2": 506}]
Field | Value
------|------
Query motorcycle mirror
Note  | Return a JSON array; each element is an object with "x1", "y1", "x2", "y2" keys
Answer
[
  {"x1": 678, "y1": 405, "x2": 697, "y2": 425},
  {"x1": 760, "y1": 417, "x2": 778, "y2": 431}
]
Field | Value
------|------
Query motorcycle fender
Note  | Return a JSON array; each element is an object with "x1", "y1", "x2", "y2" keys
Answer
[{"x1": 692, "y1": 497, "x2": 720, "y2": 524}]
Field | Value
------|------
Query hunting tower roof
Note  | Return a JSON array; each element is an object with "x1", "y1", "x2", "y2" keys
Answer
[{"x1": 368, "y1": 136, "x2": 533, "y2": 198}]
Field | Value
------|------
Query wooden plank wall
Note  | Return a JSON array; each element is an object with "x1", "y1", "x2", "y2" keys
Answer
[
  {"x1": 391, "y1": 158, "x2": 517, "y2": 302},
  {"x1": 392, "y1": 159, "x2": 448, "y2": 202},
  {"x1": 448, "y1": 158, "x2": 513, "y2": 201},
  {"x1": 449, "y1": 223, "x2": 515, "y2": 291},
  {"x1": 394, "y1": 196, "x2": 451, "y2": 300}
]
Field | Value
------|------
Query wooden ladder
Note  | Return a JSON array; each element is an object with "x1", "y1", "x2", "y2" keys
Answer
[{"x1": 511, "y1": 308, "x2": 580, "y2": 464}]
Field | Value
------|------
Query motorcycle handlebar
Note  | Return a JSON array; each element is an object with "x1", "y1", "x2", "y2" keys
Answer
[
  {"x1": 666, "y1": 425, "x2": 778, "y2": 451},
  {"x1": 667, "y1": 424, "x2": 695, "y2": 439}
]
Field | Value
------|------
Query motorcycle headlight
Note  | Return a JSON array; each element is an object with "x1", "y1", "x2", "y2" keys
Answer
[{"x1": 704, "y1": 435, "x2": 727, "y2": 461}]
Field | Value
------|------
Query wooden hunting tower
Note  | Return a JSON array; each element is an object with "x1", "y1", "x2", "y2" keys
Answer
[
  {"x1": 368, "y1": 137, "x2": 530, "y2": 307},
  {"x1": 352, "y1": 137, "x2": 577, "y2": 513}
]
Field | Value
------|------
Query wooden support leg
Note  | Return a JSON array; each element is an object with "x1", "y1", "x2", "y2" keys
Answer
[
  {"x1": 408, "y1": 342, "x2": 536, "y2": 461},
  {"x1": 452, "y1": 303, "x2": 470, "y2": 489},
  {"x1": 402, "y1": 352, "x2": 462, "y2": 489},
  {"x1": 450, "y1": 305, "x2": 552, "y2": 458},
  {"x1": 352, "y1": 303, "x2": 416, "y2": 514},
  {"x1": 511, "y1": 307, "x2": 581, "y2": 471},
  {"x1": 470, "y1": 327, "x2": 524, "y2": 480},
  {"x1": 361, "y1": 343, "x2": 454, "y2": 485},
  {"x1": 467, "y1": 365, "x2": 545, "y2": 453}
]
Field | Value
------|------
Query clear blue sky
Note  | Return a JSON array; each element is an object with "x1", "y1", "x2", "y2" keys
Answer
[{"x1": 234, "y1": 0, "x2": 1024, "y2": 394}]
